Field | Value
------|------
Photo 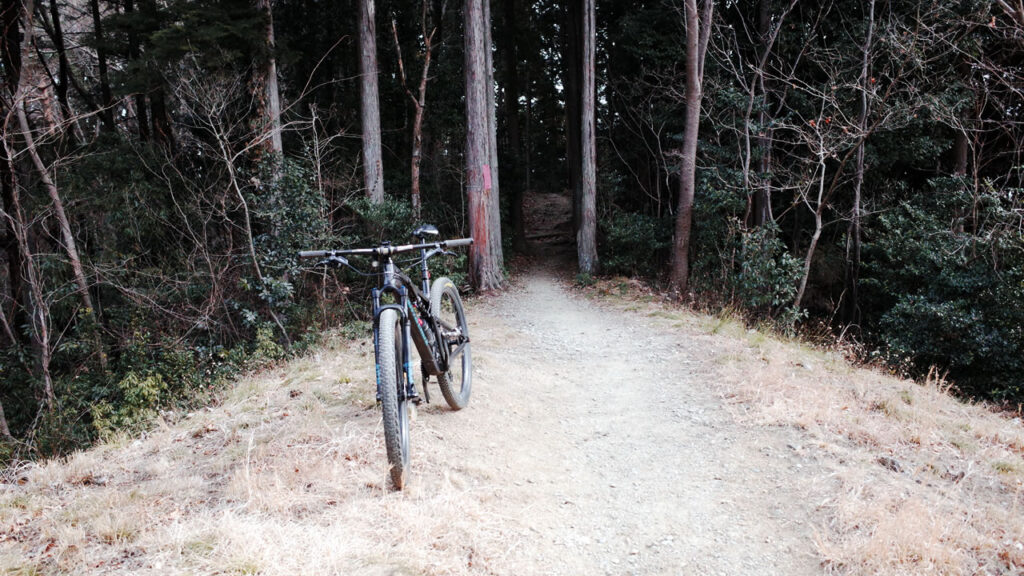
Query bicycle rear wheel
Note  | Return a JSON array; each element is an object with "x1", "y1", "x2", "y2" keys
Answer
[
  {"x1": 430, "y1": 277, "x2": 472, "y2": 410},
  {"x1": 377, "y1": 309, "x2": 410, "y2": 489}
]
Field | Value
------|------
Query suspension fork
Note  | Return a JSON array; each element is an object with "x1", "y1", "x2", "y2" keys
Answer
[
  {"x1": 372, "y1": 284, "x2": 419, "y2": 404},
  {"x1": 400, "y1": 287, "x2": 418, "y2": 401}
]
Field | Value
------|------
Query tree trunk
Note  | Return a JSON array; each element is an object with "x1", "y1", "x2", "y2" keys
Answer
[
  {"x1": 669, "y1": 0, "x2": 713, "y2": 294},
  {"x1": 0, "y1": 154, "x2": 26, "y2": 346},
  {"x1": 843, "y1": 0, "x2": 874, "y2": 325},
  {"x1": 2, "y1": 157, "x2": 53, "y2": 409},
  {"x1": 464, "y1": 0, "x2": 502, "y2": 290},
  {"x1": 1, "y1": 0, "x2": 20, "y2": 82},
  {"x1": 124, "y1": 0, "x2": 149, "y2": 141},
  {"x1": 149, "y1": 85, "x2": 173, "y2": 148},
  {"x1": 795, "y1": 208, "x2": 822, "y2": 311},
  {"x1": 1, "y1": 0, "x2": 26, "y2": 346},
  {"x1": 16, "y1": 108, "x2": 95, "y2": 325},
  {"x1": 503, "y1": 0, "x2": 525, "y2": 251},
  {"x1": 952, "y1": 60, "x2": 970, "y2": 178},
  {"x1": 524, "y1": 65, "x2": 532, "y2": 192},
  {"x1": 46, "y1": 0, "x2": 71, "y2": 122},
  {"x1": 359, "y1": 0, "x2": 385, "y2": 203},
  {"x1": 564, "y1": 0, "x2": 582, "y2": 230},
  {"x1": 412, "y1": 9, "x2": 432, "y2": 220},
  {"x1": 795, "y1": 148, "x2": 827, "y2": 310},
  {"x1": 482, "y1": 0, "x2": 501, "y2": 260},
  {"x1": 753, "y1": 0, "x2": 772, "y2": 227},
  {"x1": 0, "y1": 398, "x2": 11, "y2": 438},
  {"x1": 391, "y1": 5, "x2": 435, "y2": 220},
  {"x1": 256, "y1": 0, "x2": 283, "y2": 160},
  {"x1": 577, "y1": 0, "x2": 597, "y2": 274},
  {"x1": 89, "y1": 0, "x2": 115, "y2": 130}
]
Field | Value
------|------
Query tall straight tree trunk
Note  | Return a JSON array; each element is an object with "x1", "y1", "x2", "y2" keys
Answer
[
  {"x1": 669, "y1": 0, "x2": 713, "y2": 294},
  {"x1": 256, "y1": 0, "x2": 283, "y2": 159},
  {"x1": 564, "y1": 0, "x2": 582, "y2": 230},
  {"x1": 2, "y1": 149, "x2": 54, "y2": 409},
  {"x1": 124, "y1": 0, "x2": 149, "y2": 141},
  {"x1": 843, "y1": 0, "x2": 874, "y2": 325},
  {"x1": 952, "y1": 59, "x2": 970, "y2": 178},
  {"x1": 0, "y1": 155, "x2": 25, "y2": 345},
  {"x1": 524, "y1": 65, "x2": 532, "y2": 192},
  {"x1": 482, "y1": 0, "x2": 501, "y2": 258},
  {"x1": 1, "y1": 0, "x2": 26, "y2": 345},
  {"x1": 503, "y1": 0, "x2": 525, "y2": 251},
  {"x1": 577, "y1": 0, "x2": 597, "y2": 274},
  {"x1": 359, "y1": 0, "x2": 385, "y2": 203},
  {"x1": 149, "y1": 84, "x2": 173, "y2": 148},
  {"x1": 1, "y1": 0, "x2": 19, "y2": 78},
  {"x1": 464, "y1": 0, "x2": 502, "y2": 290},
  {"x1": 138, "y1": 0, "x2": 174, "y2": 155},
  {"x1": 753, "y1": 0, "x2": 772, "y2": 227},
  {"x1": 89, "y1": 0, "x2": 114, "y2": 130},
  {"x1": 46, "y1": 0, "x2": 71, "y2": 122}
]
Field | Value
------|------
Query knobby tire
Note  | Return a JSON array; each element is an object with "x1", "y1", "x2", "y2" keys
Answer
[
  {"x1": 431, "y1": 277, "x2": 472, "y2": 410},
  {"x1": 378, "y1": 309, "x2": 410, "y2": 489}
]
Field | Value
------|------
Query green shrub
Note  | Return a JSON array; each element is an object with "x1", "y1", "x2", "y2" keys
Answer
[
  {"x1": 735, "y1": 224, "x2": 805, "y2": 329},
  {"x1": 865, "y1": 178, "x2": 1024, "y2": 400},
  {"x1": 599, "y1": 209, "x2": 672, "y2": 277}
]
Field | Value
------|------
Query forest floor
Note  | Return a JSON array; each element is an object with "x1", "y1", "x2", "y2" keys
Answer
[
  {"x1": 2, "y1": 180, "x2": 1024, "y2": 575},
  {"x1": 2, "y1": 257, "x2": 1023, "y2": 575}
]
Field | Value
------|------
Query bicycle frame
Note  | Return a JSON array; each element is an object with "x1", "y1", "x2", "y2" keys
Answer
[
  {"x1": 299, "y1": 237, "x2": 472, "y2": 405},
  {"x1": 370, "y1": 251, "x2": 448, "y2": 405}
]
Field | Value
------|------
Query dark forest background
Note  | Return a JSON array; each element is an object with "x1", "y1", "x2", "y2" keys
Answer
[{"x1": 1, "y1": 0, "x2": 1022, "y2": 459}]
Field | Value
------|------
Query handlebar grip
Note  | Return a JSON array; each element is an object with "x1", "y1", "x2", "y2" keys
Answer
[
  {"x1": 444, "y1": 238, "x2": 474, "y2": 248},
  {"x1": 298, "y1": 250, "x2": 329, "y2": 259}
]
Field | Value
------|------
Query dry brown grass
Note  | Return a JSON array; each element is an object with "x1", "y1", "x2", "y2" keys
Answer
[
  {"x1": 5, "y1": 277, "x2": 1024, "y2": 575},
  {"x1": 590, "y1": 277, "x2": 1024, "y2": 576},
  {"x1": 0, "y1": 334, "x2": 521, "y2": 575}
]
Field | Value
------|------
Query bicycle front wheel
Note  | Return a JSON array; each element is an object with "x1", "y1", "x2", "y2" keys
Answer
[
  {"x1": 377, "y1": 309, "x2": 410, "y2": 489},
  {"x1": 431, "y1": 277, "x2": 472, "y2": 410}
]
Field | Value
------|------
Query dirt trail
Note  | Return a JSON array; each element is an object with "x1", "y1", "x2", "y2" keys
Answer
[
  {"x1": 0, "y1": 263, "x2": 835, "y2": 575},
  {"x1": 403, "y1": 264, "x2": 824, "y2": 574}
]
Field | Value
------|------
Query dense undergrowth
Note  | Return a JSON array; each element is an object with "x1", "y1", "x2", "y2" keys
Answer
[
  {"x1": 0, "y1": 148, "x2": 467, "y2": 464},
  {"x1": 597, "y1": 176, "x2": 1024, "y2": 406}
]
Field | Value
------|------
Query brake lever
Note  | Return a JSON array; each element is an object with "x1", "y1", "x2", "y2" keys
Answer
[{"x1": 316, "y1": 255, "x2": 350, "y2": 268}]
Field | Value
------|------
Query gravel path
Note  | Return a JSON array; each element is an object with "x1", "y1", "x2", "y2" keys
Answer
[{"x1": 410, "y1": 266, "x2": 825, "y2": 574}]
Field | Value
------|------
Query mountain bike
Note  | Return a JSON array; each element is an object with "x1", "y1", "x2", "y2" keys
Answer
[{"x1": 299, "y1": 225, "x2": 473, "y2": 489}]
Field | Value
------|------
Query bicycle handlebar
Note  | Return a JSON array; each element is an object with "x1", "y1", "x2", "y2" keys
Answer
[{"x1": 299, "y1": 237, "x2": 473, "y2": 260}]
